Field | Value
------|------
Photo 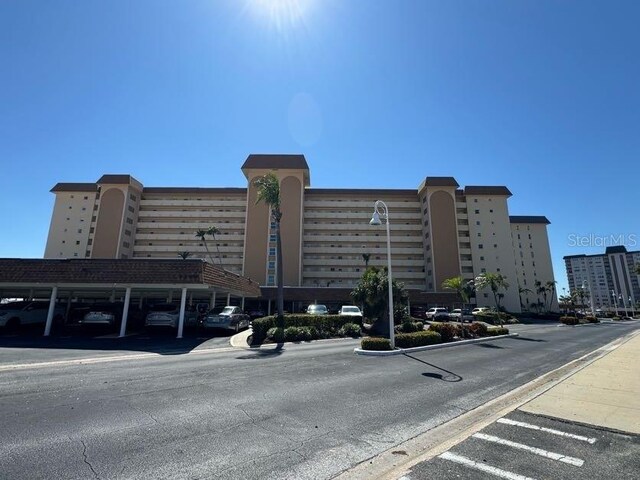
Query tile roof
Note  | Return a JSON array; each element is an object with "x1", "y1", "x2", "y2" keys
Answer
[
  {"x1": 0, "y1": 259, "x2": 261, "y2": 297},
  {"x1": 465, "y1": 186, "x2": 513, "y2": 196},
  {"x1": 241, "y1": 154, "x2": 309, "y2": 171},
  {"x1": 50, "y1": 183, "x2": 99, "y2": 193},
  {"x1": 509, "y1": 215, "x2": 551, "y2": 224}
]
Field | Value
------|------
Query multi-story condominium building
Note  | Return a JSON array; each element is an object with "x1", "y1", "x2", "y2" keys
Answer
[
  {"x1": 44, "y1": 154, "x2": 556, "y2": 312},
  {"x1": 565, "y1": 246, "x2": 640, "y2": 310}
]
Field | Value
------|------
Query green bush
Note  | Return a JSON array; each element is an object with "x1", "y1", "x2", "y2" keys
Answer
[
  {"x1": 339, "y1": 323, "x2": 362, "y2": 337},
  {"x1": 584, "y1": 316, "x2": 599, "y2": 324},
  {"x1": 468, "y1": 322, "x2": 488, "y2": 337},
  {"x1": 560, "y1": 316, "x2": 579, "y2": 325},
  {"x1": 266, "y1": 327, "x2": 284, "y2": 343},
  {"x1": 396, "y1": 321, "x2": 424, "y2": 333},
  {"x1": 474, "y1": 311, "x2": 516, "y2": 325},
  {"x1": 612, "y1": 316, "x2": 621, "y2": 321},
  {"x1": 361, "y1": 337, "x2": 392, "y2": 351},
  {"x1": 486, "y1": 326, "x2": 510, "y2": 336},
  {"x1": 396, "y1": 330, "x2": 442, "y2": 348},
  {"x1": 252, "y1": 314, "x2": 357, "y2": 344},
  {"x1": 429, "y1": 322, "x2": 458, "y2": 342}
]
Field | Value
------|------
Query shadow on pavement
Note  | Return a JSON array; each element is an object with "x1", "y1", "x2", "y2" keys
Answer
[
  {"x1": 403, "y1": 353, "x2": 463, "y2": 382},
  {"x1": 236, "y1": 343, "x2": 285, "y2": 360},
  {"x1": 474, "y1": 343, "x2": 505, "y2": 349},
  {"x1": 510, "y1": 336, "x2": 547, "y2": 342},
  {"x1": 0, "y1": 325, "x2": 235, "y2": 356}
]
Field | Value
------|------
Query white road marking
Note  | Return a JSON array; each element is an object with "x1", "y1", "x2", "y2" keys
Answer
[
  {"x1": 497, "y1": 418, "x2": 597, "y2": 444},
  {"x1": 472, "y1": 432, "x2": 584, "y2": 467},
  {"x1": 439, "y1": 451, "x2": 536, "y2": 480}
]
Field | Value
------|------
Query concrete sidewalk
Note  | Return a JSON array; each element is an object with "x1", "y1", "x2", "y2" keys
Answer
[{"x1": 520, "y1": 330, "x2": 640, "y2": 434}]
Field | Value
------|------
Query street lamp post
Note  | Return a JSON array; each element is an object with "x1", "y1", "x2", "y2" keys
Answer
[
  {"x1": 629, "y1": 296, "x2": 635, "y2": 318},
  {"x1": 620, "y1": 294, "x2": 628, "y2": 318},
  {"x1": 611, "y1": 290, "x2": 619, "y2": 316},
  {"x1": 581, "y1": 281, "x2": 595, "y2": 317},
  {"x1": 370, "y1": 200, "x2": 395, "y2": 350}
]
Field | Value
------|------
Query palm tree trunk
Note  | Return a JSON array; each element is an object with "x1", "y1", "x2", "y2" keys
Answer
[
  {"x1": 212, "y1": 233, "x2": 223, "y2": 266},
  {"x1": 202, "y1": 240, "x2": 215, "y2": 265},
  {"x1": 275, "y1": 217, "x2": 284, "y2": 328}
]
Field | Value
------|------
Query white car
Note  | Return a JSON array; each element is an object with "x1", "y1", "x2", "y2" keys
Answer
[
  {"x1": 0, "y1": 301, "x2": 65, "y2": 330},
  {"x1": 425, "y1": 307, "x2": 449, "y2": 320},
  {"x1": 472, "y1": 307, "x2": 490, "y2": 315},
  {"x1": 145, "y1": 304, "x2": 198, "y2": 329},
  {"x1": 339, "y1": 305, "x2": 363, "y2": 318},
  {"x1": 306, "y1": 304, "x2": 328, "y2": 315},
  {"x1": 450, "y1": 308, "x2": 474, "y2": 322}
]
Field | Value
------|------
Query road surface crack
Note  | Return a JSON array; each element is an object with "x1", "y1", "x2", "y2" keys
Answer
[{"x1": 81, "y1": 440, "x2": 100, "y2": 479}]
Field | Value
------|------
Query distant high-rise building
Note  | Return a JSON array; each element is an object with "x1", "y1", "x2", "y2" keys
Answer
[{"x1": 564, "y1": 246, "x2": 640, "y2": 310}]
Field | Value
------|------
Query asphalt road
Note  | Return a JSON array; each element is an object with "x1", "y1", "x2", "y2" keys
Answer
[{"x1": 0, "y1": 321, "x2": 637, "y2": 480}]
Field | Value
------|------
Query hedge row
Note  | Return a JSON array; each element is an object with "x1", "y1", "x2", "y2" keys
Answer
[
  {"x1": 486, "y1": 326, "x2": 510, "y2": 336},
  {"x1": 252, "y1": 314, "x2": 359, "y2": 344},
  {"x1": 473, "y1": 311, "x2": 517, "y2": 325},
  {"x1": 264, "y1": 322, "x2": 362, "y2": 343},
  {"x1": 560, "y1": 316, "x2": 579, "y2": 325},
  {"x1": 361, "y1": 337, "x2": 392, "y2": 351},
  {"x1": 396, "y1": 321, "x2": 424, "y2": 333},
  {"x1": 396, "y1": 330, "x2": 442, "y2": 348}
]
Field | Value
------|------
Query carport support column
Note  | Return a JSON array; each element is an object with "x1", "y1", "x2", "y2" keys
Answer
[
  {"x1": 241, "y1": 297, "x2": 245, "y2": 310},
  {"x1": 119, "y1": 287, "x2": 132, "y2": 338},
  {"x1": 210, "y1": 291, "x2": 216, "y2": 309},
  {"x1": 268, "y1": 300, "x2": 271, "y2": 316},
  {"x1": 176, "y1": 287, "x2": 187, "y2": 339},
  {"x1": 43, "y1": 286, "x2": 58, "y2": 336},
  {"x1": 226, "y1": 293, "x2": 231, "y2": 306}
]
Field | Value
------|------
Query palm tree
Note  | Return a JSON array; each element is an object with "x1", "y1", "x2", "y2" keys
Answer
[
  {"x1": 475, "y1": 273, "x2": 509, "y2": 311},
  {"x1": 635, "y1": 264, "x2": 640, "y2": 275},
  {"x1": 442, "y1": 276, "x2": 475, "y2": 326},
  {"x1": 362, "y1": 253, "x2": 371, "y2": 269},
  {"x1": 177, "y1": 251, "x2": 192, "y2": 260},
  {"x1": 207, "y1": 226, "x2": 223, "y2": 265},
  {"x1": 535, "y1": 280, "x2": 547, "y2": 312},
  {"x1": 518, "y1": 286, "x2": 533, "y2": 311},
  {"x1": 254, "y1": 173, "x2": 284, "y2": 322},
  {"x1": 195, "y1": 229, "x2": 216, "y2": 265},
  {"x1": 545, "y1": 280, "x2": 557, "y2": 312}
]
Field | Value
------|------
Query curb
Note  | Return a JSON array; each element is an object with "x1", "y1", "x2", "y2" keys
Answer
[
  {"x1": 229, "y1": 328, "x2": 252, "y2": 348},
  {"x1": 353, "y1": 333, "x2": 519, "y2": 356}
]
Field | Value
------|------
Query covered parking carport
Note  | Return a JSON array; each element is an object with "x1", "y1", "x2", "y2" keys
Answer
[{"x1": 0, "y1": 258, "x2": 261, "y2": 339}]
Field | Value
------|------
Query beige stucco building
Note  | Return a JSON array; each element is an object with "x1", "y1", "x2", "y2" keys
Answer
[{"x1": 45, "y1": 154, "x2": 556, "y2": 312}]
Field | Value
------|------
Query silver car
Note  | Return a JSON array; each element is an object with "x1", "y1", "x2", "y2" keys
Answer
[
  {"x1": 201, "y1": 306, "x2": 250, "y2": 332},
  {"x1": 145, "y1": 304, "x2": 198, "y2": 329}
]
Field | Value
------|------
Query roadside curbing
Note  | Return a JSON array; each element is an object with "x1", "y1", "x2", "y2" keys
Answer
[{"x1": 354, "y1": 333, "x2": 519, "y2": 356}]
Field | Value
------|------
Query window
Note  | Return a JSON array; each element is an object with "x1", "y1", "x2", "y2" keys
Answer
[
  {"x1": 268, "y1": 261, "x2": 275, "y2": 269},
  {"x1": 475, "y1": 209, "x2": 479, "y2": 214},
  {"x1": 478, "y1": 244, "x2": 483, "y2": 249},
  {"x1": 125, "y1": 229, "x2": 131, "y2": 236},
  {"x1": 269, "y1": 247, "x2": 276, "y2": 255},
  {"x1": 123, "y1": 241, "x2": 130, "y2": 248},
  {"x1": 494, "y1": 244, "x2": 497, "y2": 248},
  {"x1": 73, "y1": 252, "x2": 78, "y2": 257},
  {"x1": 84, "y1": 196, "x2": 88, "y2": 200},
  {"x1": 87, "y1": 239, "x2": 92, "y2": 245},
  {"x1": 126, "y1": 218, "x2": 134, "y2": 225},
  {"x1": 477, "y1": 233, "x2": 482, "y2": 237},
  {"x1": 476, "y1": 221, "x2": 480, "y2": 226},
  {"x1": 480, "y1": 256, "x2": 484, "y2": 261},
  {"x1": 129, "y1": 193, "x2": 137, "y2": 201},
  {"x1": 75, "y1": 241, "x2": 80, "y2": 245},
  {"x1": 77, "y1": 229, "x2": 82, "y2": 233},
  {"x1": 68, "y1": 206, "x2": 72, "y2": 209},
  {"x1": 489, "y1": 209, "x2": 493, "y2": 213},
  {"x1": 128, "y1": 206, "x2": 135, "y2": 213}
]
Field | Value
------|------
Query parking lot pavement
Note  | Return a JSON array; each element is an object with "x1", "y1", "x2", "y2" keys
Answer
[
  {"x1": 403, "y1": 410, "x2": 640, "y2": 480},
  {"x1": 0, "y1": 328, "x2": 236, "y2": 366}
]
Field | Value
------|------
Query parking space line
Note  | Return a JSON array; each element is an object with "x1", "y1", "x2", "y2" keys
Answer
[
  {"x1": 472, "y1": 433, "x2": 584, "y2": 467},
  {"x1": 497, "y1": 418, "x2": 597, "y2": 444},
  {"x1": 439, "y1": 451, "x2": 536, "y2": 480}
]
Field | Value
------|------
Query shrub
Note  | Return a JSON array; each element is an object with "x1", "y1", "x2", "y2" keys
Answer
[
  {"x1": 560, "y1": 316, "x2": 579, "y2": 325},
  {"x1": 396, "y1": 321, "x2": 424, "y2": 333},
  {"x1": 475, "y1": 311, "x2": 516, "y2": 325},
  {"x1": 612, "y1": 316, "x2": 621, "y2": 321},
  {"x1": 361, "y1": 337, "x2": 392, "y2": 351},
  {"x1": 339, "y1": 323, "x2": 362, "y2": 338},
  {"x1": 284, "y1": 326, "x2": 306, "y2": 342},
  {"x1": 584, "y1": 316, "x2": 599, "y2": 324},
  {"x1": 252, "y1": 314, "x2": 357, "y2": 344},
  {"x1": 429, "y1": 322, "x2": 458, "y2": 342},
  {"x1": 266, "y1": 327, "x2": 284, "y2": 343},
  {"x1": 486, "y1": 326, "x2": 510, "y2": 336},
  {"x1": 468, "y1": 322, "x2": 488, "y2": 337},
  {"x1": 396, "y1": 330, "x2": 442, "y2": 348}
]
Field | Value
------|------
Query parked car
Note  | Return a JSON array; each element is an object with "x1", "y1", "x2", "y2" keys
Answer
[
  {"x1": 449, "y1": 308, "x2": 474, "y2": 322},
  {"x1": 79, "y1": 302, "x2": 123, "y2": 328},
  {"x1": 339, "y1": 305, "x2": 363, "y2": 321},
  {"x1": 425, "y1": 307, "x2": 449, "y2": 320},
  {"x1": 410, "y1": 306, "x2": 427, "y2": 318},
  {"x1": 306, "y1": 304, "x2": 328, "y2": 315},
  {"x1": 472, "y1": 307, "x2": 490, "y2": 315},
  {"x1": 0, "y1": 301, "x2": 66, "y2": 330},
  {"x1": 201, "y1": 306, "x2": 250, "y2": 332},
  {"x1": 145, "y1": 304, "x2": 198, "y2": 329},
  {"x1": 247, "y1": 309, "x2": 266, "y2": 320}
]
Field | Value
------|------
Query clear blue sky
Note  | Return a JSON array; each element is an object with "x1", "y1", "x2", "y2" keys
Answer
[{"x1": 1, "y1": 0, "x2": 638, "y2": 294}]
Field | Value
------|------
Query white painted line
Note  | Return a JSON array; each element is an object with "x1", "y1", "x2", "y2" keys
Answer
[
  {"x1": 472, "y1": 433, "x2": 584, "y2": 467},
  {"x1": 439, "y1": 451, "x2": 536, "y2": 480},
  {"x1": 497, "y1": 418, "x2": 597, "y2": 444}
]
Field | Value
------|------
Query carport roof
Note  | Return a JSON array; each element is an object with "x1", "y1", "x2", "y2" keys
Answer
[{"x1": 0, "y1": 259, "x2": 261, "y2": 297}]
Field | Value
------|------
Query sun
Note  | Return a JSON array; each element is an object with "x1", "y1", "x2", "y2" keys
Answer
[{"x1": 251, "y1": 0, "x2": 315, "y2": 29}]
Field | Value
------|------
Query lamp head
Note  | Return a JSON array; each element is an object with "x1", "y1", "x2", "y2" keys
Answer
[{"x1": 369, "y1": 211, "x2": 382, "y2": 226}]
